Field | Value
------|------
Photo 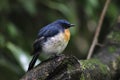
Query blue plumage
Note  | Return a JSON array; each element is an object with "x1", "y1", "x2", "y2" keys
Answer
[
  {"x1": 37, "y1": 24, "x2": 61, "y2": 38},
  {"x1": 37, "y1": 19, "x2": 70, "y2": 38}
]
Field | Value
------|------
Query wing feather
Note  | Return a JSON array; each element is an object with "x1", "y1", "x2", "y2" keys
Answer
[{"x1": 32, "y1": 25, "x2": 61, "y2": 55}]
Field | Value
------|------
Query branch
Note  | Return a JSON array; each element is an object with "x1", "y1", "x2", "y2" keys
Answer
[
  {"x1": 20, "y1": 55, "x2": 81, "y2": 80},
  {"x1": 87, "y1": 0, "x2": 111, "y2": 59},
  {"x1": 20, "y1": 51, "x2": 120, "y2": 80}
]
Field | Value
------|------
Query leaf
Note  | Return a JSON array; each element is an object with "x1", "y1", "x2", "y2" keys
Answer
[
  {"x1": 6, "y1": 42, "x2": 30, "y2": 71},
  {"x1": 18, "y1": 0, "x2": 37, "y2": 15}
]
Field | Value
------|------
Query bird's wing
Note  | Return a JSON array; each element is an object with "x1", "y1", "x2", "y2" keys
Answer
[
  {"x1": 32, "y1": 37, "x2": 44, "y2": 55},
  {"x1": 37, "y1": 25, "x2": 60, "y2": 38},
  {"x1": 32, "y1": 25, "x2": 59, "y2": 55}
]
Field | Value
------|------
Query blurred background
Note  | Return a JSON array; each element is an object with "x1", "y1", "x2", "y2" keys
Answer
[{"x1": 0, "y1": 0, "x2": 120, "y2": 80}]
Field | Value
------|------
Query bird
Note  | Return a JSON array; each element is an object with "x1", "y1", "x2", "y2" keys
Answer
[{"x1": 28, "y1": 19, "x2": 75, "y2": 71}]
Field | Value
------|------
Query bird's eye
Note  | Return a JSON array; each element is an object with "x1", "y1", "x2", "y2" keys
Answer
[{"x1": 61, "y1": 24, "x2": 69, "y2": 28}]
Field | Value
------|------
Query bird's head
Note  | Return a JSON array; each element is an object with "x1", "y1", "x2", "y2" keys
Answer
[{"x1": 54, "y1": 19, "x2": 75, "y2": 29}]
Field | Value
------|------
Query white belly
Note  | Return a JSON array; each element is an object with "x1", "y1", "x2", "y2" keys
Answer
[{"x1": 42, "y1": 32, "x2": 69, "y2": 55}]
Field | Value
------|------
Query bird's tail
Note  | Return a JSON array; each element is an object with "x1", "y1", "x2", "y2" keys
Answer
[{"x1": 27, "y1": 52, "x2": 39, "y2": 71}]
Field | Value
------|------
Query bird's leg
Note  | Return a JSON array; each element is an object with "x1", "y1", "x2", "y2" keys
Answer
[
  {"x1": 50, "y1": 53, "x2": 58, "y2": 58},
  {"x1": 51, "y1": 53, "x2": 65, "y2": 57}
]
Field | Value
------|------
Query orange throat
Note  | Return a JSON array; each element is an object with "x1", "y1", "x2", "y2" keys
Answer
[{"x1": 64, "y1": 29, "x2": 70, "y2": 41}]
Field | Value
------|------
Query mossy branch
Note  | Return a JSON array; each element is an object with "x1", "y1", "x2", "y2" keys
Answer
[
  {"x1": 20, "y1": 16, "x2": 120, "y2": 80},
  {"x1": 20, "y1": 51, "x2": 120, "y2": 80}
]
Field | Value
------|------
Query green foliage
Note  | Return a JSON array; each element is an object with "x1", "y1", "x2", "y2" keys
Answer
[
  {"x1": 6, "y1": 22, "x2": 19, "y2": 38},
  {"x1": 6, "y1": 42, "x2": 30, "y2": 70},
  {"x1": 0, "y1": 0, "x2": 10, "y2": 12},
  {"x1": 18, "y1": 0, "x2": 37, "y2": 15},
  {"x1": 109, "y1": 31, "x2": 120, "y2": 42},
  {"x1": 0, "y1": 0, "x2": 120, "y2": 80},
  {"x1": 108, "y1": 46, "x2": 116, "y2": 53}
]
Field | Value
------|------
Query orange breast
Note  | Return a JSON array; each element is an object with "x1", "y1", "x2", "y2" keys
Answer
[{"x1": 64, "y1": 29, "x2": 70, "y2": 41}]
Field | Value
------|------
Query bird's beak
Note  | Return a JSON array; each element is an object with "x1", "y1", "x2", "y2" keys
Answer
[{"x1": 70, "y1": 24, "x2": 75, "y2": 27}]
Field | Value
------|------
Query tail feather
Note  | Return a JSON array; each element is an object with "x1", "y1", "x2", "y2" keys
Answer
[{"x1": 28, "y1": 53, "x2": 39, "y2": 71}]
